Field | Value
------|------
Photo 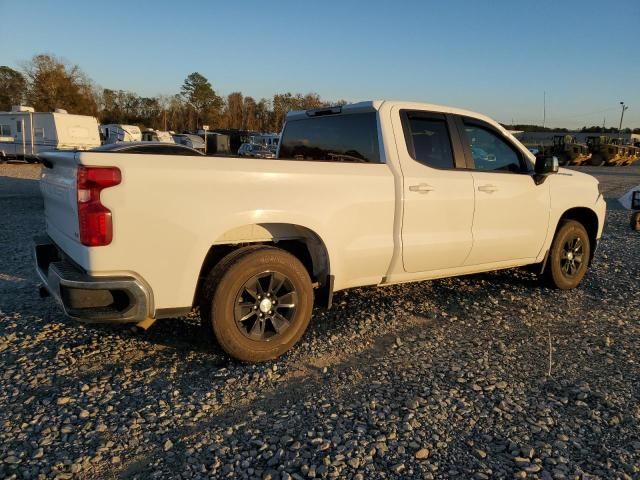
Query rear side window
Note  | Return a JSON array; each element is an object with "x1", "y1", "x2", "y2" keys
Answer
[
  {"x1": 279, "y1": 112, "x2": 381, "y2": 163},
  {"x1": 402, "y1": 113, "x2": 454, "y2": 169}
]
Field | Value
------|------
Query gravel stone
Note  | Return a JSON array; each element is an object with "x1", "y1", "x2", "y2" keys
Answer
[
  {"x1": 0, "y1": 163, "x2": 638, "y2": 478},
  {"x1": 415, "y1": 448, "x2": 430, "y2": 460}
]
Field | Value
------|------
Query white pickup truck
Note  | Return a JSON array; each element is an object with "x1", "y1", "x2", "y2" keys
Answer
[{"x1": 36, "y1": 101, "x2": 606, "y2": 362}]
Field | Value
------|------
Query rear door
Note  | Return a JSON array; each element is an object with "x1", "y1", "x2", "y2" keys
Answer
[
  {"x1": 456, "y1": 117, "x2": 550, "y2": 265},
  {"x1": 392, "y1": 107, "x2": 475, "y2": 272}
]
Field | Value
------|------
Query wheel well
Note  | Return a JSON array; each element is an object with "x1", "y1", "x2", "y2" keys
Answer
[
  {"x1": 193, "y1": 229, "x2": 331, "y2": 309},
  {"x1": 558, "y1": 207, "x2": 599, "y2": 252}
]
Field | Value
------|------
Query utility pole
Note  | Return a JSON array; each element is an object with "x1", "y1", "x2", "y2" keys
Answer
[
  {"x1": 202, "y1": 125, "x2": 209, "y2": 155},
  {"x1": 543, "y1": 91, "x2": 546, "y2": 129},
  {"x1": 619, "y1": 101, "x2": 629, "y2": 133}
]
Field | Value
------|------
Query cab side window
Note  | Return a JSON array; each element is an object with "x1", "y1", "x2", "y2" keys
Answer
[
  {"x1": 462, "y1": 124, "x2": 525, "y2": 173},
  {"x1": 402, "y1": 113, "x2": 455, "y2": 169}
]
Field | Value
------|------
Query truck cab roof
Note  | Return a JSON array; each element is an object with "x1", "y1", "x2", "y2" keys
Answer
[{"x1": 285, "y1": 100, "x2": 524, "y2": 158}]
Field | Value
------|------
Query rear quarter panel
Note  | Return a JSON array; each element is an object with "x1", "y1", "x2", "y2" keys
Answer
[{"x1": 74, "y1": 152, "x2": 397, "y2": 310}]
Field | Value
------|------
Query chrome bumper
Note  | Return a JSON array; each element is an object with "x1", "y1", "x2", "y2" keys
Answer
[{"x1": 33, "y1": 236, "x2": 152, "y2": 323}]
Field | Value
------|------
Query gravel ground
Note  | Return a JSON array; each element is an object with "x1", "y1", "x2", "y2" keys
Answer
[{"x1": 1, "y1": 162, "x2": 639, "y2": 480}]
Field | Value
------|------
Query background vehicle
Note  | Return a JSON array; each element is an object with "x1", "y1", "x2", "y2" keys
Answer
[
  {"x1": 36, "y1": 101, "x2": 606, "y2": 362},
  {"x1": 550, "y1": 135, "x2": 591, "y2": 166},
  {"x1": 249, "y1": 134, "x2": 280, "y2": 150},
  {"x1": 202, "y1": 131, "x2": 231, "y2": 154},
  {"x1": 237, "y1": 143, "x2": 275, "y2": 158},
  {"x1": 587, "y1": 136, "x2": 622, "y2": 166},
  {"x1": 0, "y1": 106, "x2": 100, "y2": 162},
  {"x1": 610, "y1": 139, "x2": 639, "y2": 166},
  {"x1": 90, "y1": 142, "x2": 204, "y2": 155},
  {"x1": 624, "y1": 145, "x2": 640, "y2": 165},
  {"x1": 141, "y1": 129, "x2": 175, "y2": 143},
  {"x1": 100, "y1": 124, "x2": 142, "y2": 144},
  {"x1": 172, "y1": 134, "x2": 206, "y2": 153}
]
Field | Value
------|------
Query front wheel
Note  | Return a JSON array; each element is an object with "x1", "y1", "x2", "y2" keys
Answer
[
  {"x1": 544, "y1": 220, "x2": 591, "y2": 289},
  {"x1": 200, "y1": 246, "x2": 314, "y2": 362}
]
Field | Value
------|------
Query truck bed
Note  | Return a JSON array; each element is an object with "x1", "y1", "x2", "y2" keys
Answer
[{"x1": 39, "y1": 151, "x2": 397, "y2": 313}]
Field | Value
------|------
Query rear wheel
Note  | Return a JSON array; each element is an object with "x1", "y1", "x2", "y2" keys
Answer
[
  {"x1": 544, "y1": 220, "x2": 591, "y2": 289},
  {"x1": 199, "y1": 246, "x2": 313, "y2": 362},
  {"x1": 588, "y1": 153, "x2": 604, "y2": 166}
]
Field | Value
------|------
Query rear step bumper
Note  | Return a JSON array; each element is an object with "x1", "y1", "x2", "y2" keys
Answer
[{"x1": 33, "y1": 236, "x2": 152, "y2": 324}]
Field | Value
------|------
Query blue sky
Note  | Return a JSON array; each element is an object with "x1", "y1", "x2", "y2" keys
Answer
[{"x1": 2, "y1": 0, "x2": 639, "y2": 128}]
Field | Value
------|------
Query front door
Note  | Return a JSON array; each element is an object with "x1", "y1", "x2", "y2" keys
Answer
[
  {"x1": 457, "y1": 119, "x2": 550, "y2": 266},
  {"x1": 392, "y1": 108, "x2": 475, "y2": 273}
]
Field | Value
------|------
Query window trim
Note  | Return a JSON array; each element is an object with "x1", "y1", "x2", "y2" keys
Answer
[
  {"x1": 399, "y1": 110, "x2": 467, "y2": 170},
  {"x1": 457, "y1": 116, "x2": 533, "y2": 174}
]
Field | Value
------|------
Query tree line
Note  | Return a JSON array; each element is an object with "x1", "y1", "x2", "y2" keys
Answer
[
  {"x1": 2, "y1": 54, "x2": 638, "y2": 134},
  {"x1": 503, "y1": 124, "x2": 639, "y2": 134},
  {"x1": 0, "y1": 54, "x2": 346, "y2": 133}
]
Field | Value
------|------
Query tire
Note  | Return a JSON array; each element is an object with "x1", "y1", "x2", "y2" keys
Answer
[
  {"x1": 544, "y1": 220, "x2": 591, "y2": 289},
  {"x1": 589, "y1": 153, "x2": 605, "y2": 166},
  {"x1": 199, "y1": 246, "x2": 313, "y2": 362}
]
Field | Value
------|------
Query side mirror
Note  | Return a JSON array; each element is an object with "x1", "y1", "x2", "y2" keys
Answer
[{"x1": 535, "y1": 155, "x2": 559, "y2": 175}]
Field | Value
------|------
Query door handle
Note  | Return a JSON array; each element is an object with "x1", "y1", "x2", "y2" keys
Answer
[
  {"x1": 477, "y1": 184, "x2": 497, "y2": 193},
  {"x1": 409, "y1": 183, "x2": 434, "y2": 193}
]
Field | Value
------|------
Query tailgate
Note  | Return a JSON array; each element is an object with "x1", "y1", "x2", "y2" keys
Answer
[{"x1": 39, "y1": 151, "x2": 82, "y2": 256}]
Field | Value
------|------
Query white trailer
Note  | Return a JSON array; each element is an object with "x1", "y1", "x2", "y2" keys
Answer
[
  {"x1": 141, "y1": 129, "x2": 175, "y2": 143},
  {"x1": 100, "y1": 124, "x2": 142, "y2": 144},
  {"x1": 0, "y1": 106, "x2": 101, "y2": 162}
]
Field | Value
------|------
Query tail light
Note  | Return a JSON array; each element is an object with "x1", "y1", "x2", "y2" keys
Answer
[{"x1": 77, "y1": 166, "x2": 121, "y2": 246}]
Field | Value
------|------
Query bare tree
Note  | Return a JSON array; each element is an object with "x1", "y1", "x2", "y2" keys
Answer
[
  {"x1": 0, "y1": 66, "x2": 27, "y2": 110},
  {"x1": 225, "y1": 92, "x2": 244, "y2": 129},
  {"x1": 22, "y1": 54, "x2": 98, "y2": 115},
  {"x1": 243, "y1": 96, "x2": 258, "y2": 131}
]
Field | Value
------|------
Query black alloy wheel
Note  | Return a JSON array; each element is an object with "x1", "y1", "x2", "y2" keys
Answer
[{"x1": 234, "y1": 271, "x2": 298, "y2": 341}]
